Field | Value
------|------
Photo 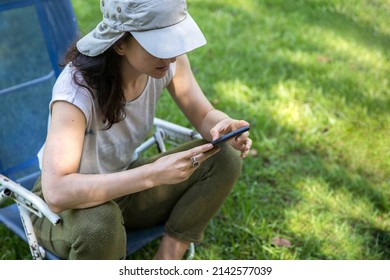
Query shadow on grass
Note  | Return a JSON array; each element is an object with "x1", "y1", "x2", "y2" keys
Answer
[{"x1": 347, "y1": 218, "x2": 390, "y2": 259}]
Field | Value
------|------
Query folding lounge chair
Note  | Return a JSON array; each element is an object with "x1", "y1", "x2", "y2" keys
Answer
[{"x1": 0, "y1": 0, "x2": 199, "y2": 260}]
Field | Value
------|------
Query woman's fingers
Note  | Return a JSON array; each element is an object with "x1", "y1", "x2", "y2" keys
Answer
[{"x1": 185, "y1": 143, "x2": 220, "y2": 168}]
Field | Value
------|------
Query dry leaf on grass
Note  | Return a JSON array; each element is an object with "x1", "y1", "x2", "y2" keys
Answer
[{"x1": 272, "y1": 237, "x2": 292, "y2": 248}]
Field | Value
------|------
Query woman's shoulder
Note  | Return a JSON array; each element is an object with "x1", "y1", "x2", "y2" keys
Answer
[
  {"x1": 53, "y1": 63, "x2": 75, "y2": 91},
  {"x1": 51, "y1": 63, "x2": 95, "y2": 125},
  {"x1": 54, "y1": 63, "x2": 80, "y2": 87},
  {"x1": 53, "y1": 64, "x2": 90, "y2": 98}
]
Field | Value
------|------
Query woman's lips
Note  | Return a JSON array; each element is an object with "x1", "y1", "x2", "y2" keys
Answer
[{"x1": 156, "y1": 65, "x2": 169, "y2": 71}]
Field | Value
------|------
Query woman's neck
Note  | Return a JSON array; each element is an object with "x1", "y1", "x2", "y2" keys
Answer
[{"x1": 120, "y1": 59, "x2": 148, "y2": 102}]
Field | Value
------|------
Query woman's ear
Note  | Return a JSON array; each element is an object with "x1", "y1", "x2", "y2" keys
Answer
[
  {"x1": 113, "y1": 33, "x2": 132, "y2": 55},
  {"x1": 113, "y1": 40, "x2": 127, "y2": 56}
]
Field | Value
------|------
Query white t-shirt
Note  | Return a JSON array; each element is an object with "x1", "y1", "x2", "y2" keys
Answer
[{"x1": 38, "y1": 63, "x2": 175, "y2": 174}]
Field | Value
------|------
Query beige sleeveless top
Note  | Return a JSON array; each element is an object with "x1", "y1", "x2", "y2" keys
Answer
[{"x1": 38, "y1": 62, "x2": 175, "y2": 174}]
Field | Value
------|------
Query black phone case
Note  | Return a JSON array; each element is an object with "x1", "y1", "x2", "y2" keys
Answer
[{"x1": 211, "y1": 126, "x2": 250, "y2": 146}]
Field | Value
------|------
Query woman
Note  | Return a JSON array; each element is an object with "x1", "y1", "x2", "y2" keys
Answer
[{"x1": 32, "y1": 0, "x2": 252, "y2": 259}]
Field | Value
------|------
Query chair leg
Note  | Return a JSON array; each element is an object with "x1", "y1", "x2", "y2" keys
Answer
[
  {"x1": 17, "y1": 204, "x2": 45, "y2": 259},
  {"x1": 187, "y1": 242, "x2": 195, "y2": 260}
]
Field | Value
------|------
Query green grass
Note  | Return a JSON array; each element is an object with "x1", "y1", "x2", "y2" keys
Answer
[{"x1": 1, "y1": 0, "x2": 389, "y2": 259}]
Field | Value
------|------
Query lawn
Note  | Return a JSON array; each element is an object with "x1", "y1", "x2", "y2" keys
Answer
[{"x1": 1, "y1": 0, "x2": 389, "y2": 259}]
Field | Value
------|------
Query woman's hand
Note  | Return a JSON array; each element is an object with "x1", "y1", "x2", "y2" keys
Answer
[
  {"x1": 150, "y1": 143, "x2": 220, "y2": 186},
  {"x1": 210, "y1": 118, "x2": 252, "y2": 158}
]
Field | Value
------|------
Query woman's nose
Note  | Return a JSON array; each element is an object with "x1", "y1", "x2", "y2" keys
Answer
[{"x1": 162, "y1": 57, "x2": 177, "y2": 63}]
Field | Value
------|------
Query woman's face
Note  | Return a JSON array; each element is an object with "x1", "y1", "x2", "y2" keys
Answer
[{"x1": 116, "y1": 36, "x2": 176, "y2": 79}]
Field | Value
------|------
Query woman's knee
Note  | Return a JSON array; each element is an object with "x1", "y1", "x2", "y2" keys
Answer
[
  {"x1": 195, "y1": 143, "x2": 242, "y2": 200},
  {"x1": 212, "y1": 143, "x2": 243, "y2": 182},
  {"x1": 68, "y1": 201, "x2": 126, "y2": 259}
]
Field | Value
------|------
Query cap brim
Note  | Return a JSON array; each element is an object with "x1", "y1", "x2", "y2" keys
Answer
[
  {"x1": 77, "y1": 22, "x2": 125, "y2": 57},
  {"x1": 130, "y1": 14, "x2": 206, "y2": 59}
]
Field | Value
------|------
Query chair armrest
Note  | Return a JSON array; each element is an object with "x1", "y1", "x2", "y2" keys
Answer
[
  {"x1": 0, "y1": 174, "x2": 61, "y2": 225},
  {"x1": 153, "y1": 118, "x2": 201, "y2": 142}
]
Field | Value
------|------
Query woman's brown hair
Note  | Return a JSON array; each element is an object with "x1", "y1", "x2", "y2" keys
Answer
[{"x1": 64, "y1": 33, "x2": 132, "y2": 129}]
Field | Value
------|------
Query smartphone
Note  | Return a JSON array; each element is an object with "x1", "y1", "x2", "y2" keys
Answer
[{"x1": 211, "y1": 126, "x2": 250, "y2": 147}]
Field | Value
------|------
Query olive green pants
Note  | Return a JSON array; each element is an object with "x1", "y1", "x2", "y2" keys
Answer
[{"x1": 31, "y1": 140, "x2": 242, "y2": 259}]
